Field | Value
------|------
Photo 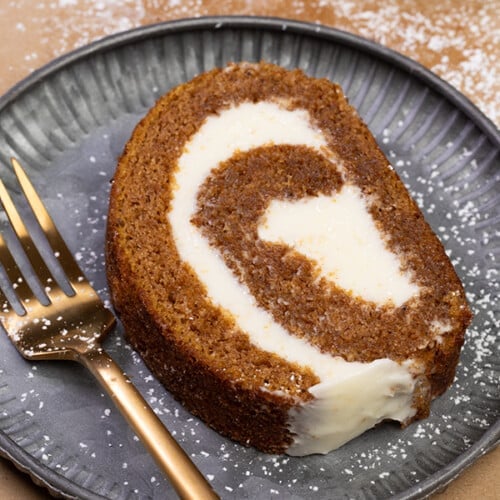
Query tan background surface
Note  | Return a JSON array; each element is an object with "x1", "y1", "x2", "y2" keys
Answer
[{"x1": 0, "y1": 1, "x2": 498, "y2": 498}]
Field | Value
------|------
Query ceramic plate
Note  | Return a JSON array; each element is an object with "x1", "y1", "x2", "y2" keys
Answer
[{"x1": 0, "y1": 16, "x2": 498, "y2": 500}]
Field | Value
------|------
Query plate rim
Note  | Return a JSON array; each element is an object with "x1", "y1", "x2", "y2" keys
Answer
[
  {"x1": 0, "y1": 15, "x2": 498, "y2": 500},
  {"x1": 1, "y1": 15, "x2": 499, "y2": 146}
]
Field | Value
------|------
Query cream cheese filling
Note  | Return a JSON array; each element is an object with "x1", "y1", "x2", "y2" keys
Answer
[
  {"x1": 169, "y1": 101, "x2": 421, "y2": 455},
  {"x1": 258, "y1": 187, "x2": 419, "y2": 306}
]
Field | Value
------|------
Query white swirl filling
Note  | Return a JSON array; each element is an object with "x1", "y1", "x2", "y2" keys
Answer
[
  {"x1": 258, "y1": 187, "x2": 419, "y2": 306},
  {"x1": 169, "y1": 101, "x2": 421, "y2": 455}
]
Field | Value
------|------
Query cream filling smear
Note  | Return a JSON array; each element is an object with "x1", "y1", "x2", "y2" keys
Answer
[{"x1": 169, "y1": 101, "x2": 420, "y2": 455}]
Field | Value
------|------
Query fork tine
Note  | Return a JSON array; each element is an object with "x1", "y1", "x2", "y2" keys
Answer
[
  {"x1": 0, "y1": 173, "x2": 61, "y2": 303},
  {"x1": 10, "y1": 158, "x2": 85, "y2": 291},
  {"x1": 0, "y1": 232, "x2": 34, "y2": 311}
]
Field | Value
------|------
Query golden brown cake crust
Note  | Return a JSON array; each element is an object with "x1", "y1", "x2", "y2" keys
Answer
[{"x1": 106, "y1": 62, "x2": 471, "y2": 453}]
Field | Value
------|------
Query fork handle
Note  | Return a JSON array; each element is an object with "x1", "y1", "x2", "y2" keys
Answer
[{"x1": 78, "y1": 348, "x2": 219, "y2": 500}]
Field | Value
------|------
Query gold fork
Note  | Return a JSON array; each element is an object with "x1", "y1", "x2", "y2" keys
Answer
[{"x1": 0, "y1": 158, "x2": 218, "y2": 500}]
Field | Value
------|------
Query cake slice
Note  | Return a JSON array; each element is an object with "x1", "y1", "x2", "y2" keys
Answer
[{"x1": 105, "y1": 62, "x2": 472, "y2": 455}]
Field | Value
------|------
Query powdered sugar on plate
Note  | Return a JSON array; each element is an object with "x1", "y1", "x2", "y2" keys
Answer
[{"x1": 0, "y1": 12, "x2": 497, "y2": 499}]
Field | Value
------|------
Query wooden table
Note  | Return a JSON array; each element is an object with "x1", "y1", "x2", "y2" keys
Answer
[{"x1": 0, "y1": 1, "x2": 498, "y2": 499}]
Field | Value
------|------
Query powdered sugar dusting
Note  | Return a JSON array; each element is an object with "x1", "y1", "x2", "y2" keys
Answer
[
  {"x1": 305, "y1": 0, "x2": 498, "y2": 125},
  {"x1": 0, "y1": 1, "x2": 497, "y2": 126}
]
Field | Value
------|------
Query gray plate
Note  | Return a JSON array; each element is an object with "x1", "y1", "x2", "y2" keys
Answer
[{"x1": 0, "y1": 16, "x2": 498, "y2": 500}]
